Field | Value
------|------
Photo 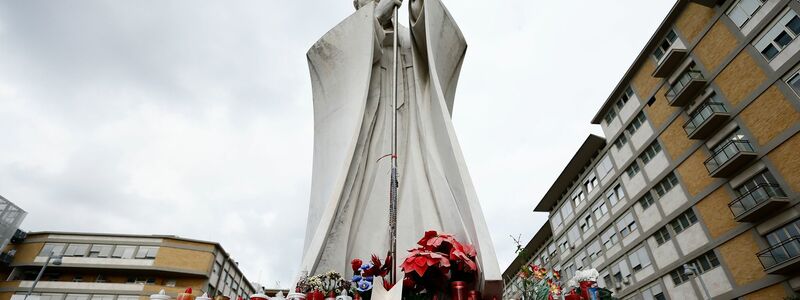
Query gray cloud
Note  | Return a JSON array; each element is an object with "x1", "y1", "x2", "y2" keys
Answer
[{"x1": 0, "y1": 0, "x2": 675, "y2": 288}]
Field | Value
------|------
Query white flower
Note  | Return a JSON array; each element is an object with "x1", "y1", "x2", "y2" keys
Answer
[{"x1": 572, "y1": 269, "x2": 600, "y2": 283}]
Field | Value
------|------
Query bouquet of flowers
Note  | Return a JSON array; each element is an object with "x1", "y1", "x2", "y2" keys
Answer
[
  {"x1": 295, "y1": 271, "x2": 351, "y2": 300},
  {"x1": 399, "y1": 231, "x2": 479, "y2": 298},
  {"x1": 350, "y1": 254, "x2": 393, "y2": 299},
  {"x1": 516, "y1": 264, "x2": 563, "y2": 300},
  {"x1": 563, "y1": 269, "x2": 617, "y2": 300}
]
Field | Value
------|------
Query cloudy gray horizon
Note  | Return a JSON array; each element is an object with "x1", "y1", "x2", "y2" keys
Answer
[{"x1": 0, "y1": 0, "x2": 675, "y2": 289}]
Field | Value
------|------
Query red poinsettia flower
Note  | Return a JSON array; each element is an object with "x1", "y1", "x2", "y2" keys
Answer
[
  {"x1": 401, "y1": 247, "x2": 451, "y2": 277},
  {"x1": 351, "y1": 258, "x2": 363, "y2": 273},
  {"x1": 449, "y1": 242, "x2": 478, "y2": 272},
  {"x1": 417, "y1": 231, "x2": 461, "y2": 252}
]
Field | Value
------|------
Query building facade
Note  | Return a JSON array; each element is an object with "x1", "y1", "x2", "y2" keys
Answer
[
  {"x1": 505, "y1": 0, "x2": 800, "y2": 299},
  {"x1": 0, "y1": 196, "x2": 27, "y2": 251},
  {"x1": 0, "y1": 232, "x2": 256, "y2": 300}
]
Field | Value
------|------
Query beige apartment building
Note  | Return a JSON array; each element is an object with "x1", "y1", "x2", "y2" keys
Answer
[
  {"x1": 504, "y1": 0, "x2": 800, "y2": 299},
  {"x1": 0, "y1": 232, "x2": 256, "y2": 300}
]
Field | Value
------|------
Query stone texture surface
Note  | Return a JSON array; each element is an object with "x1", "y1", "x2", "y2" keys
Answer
[
  {"x1": 675, "y1": 2, "x2": 715, "y2": 43},
  {"x1": 676, "y1": 149, "x2": 715, "y2": 196},
  {"x1": 743, "y1": 283, "x2": 788, "y2": 300},
  {"x1": 718, "y1": 231, "x2": 767, "y2": 286},
  {"x1": 153, "y1": 247, "x2": 214, "y2": 273},
  {"x1": 694, "y1": 21, "x2": 737, "y2": 72},
  {"x1": 661, "y1": 114, "x2": 694, "y2": 160},
  {"x1": 11, "y1": 242, "x2": 43, "y2": 263},
  {"x1": 740, "y1": 85, "x2": 800, "y2": 147},
  {"x1": 716, "y1": 52, "x2": 767, "y2": 107},
  {"x1": 768, "y1": 133, "x2": 800, "y2": 192},
  {"x1": 645, "y1": 85, "x2": 677, "y2": 129},
  {"x1": 632, "y1": 59, "x2": 662, "y2": 99},
  {"x1": 695, "y1": 187, "x2": 737, "y2": 239}
]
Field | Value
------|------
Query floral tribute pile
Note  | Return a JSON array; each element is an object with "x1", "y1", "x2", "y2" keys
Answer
[
  {"x1": 516, "y1": 265, "x2": 618, "y2": 300},
  {"x1": 293, "y1": 231, "x2": 482, "y2": 300}
]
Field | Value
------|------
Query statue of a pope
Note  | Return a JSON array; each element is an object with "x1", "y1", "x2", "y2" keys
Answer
[{"x1": 301, "y1": 0, "x2": 501, "y2": 294}]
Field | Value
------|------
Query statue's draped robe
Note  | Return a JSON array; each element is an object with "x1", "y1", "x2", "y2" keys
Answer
[{"x1": 302, "y1": 0, "x2": 501, "y2": 294}]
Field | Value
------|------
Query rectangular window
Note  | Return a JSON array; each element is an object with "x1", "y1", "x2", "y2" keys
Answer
[
  {"x1": 628, "y1": 247, "x2": 652, "y2": 272},
  {"x1": 614, "y1": 134, "x2": 628, "y2": 149},
  {"x1": 592, "y1": 200, "x2": 609, "y2": 219},
  {"x1": 654, "y1": 172, "x2": 679, "y2": 197},
  {"x1": 585, "y1": 176, "x2": 598, "y2": 192},
  {"x1": 558, "y1": 237, "x2": 570, "y2": 253},
  {"x1": 606, "y1": 184, "x2": 625, "y2": 207},
  {"x1": 625, "y1": 112, "x2": 648, "y2": 135},
  {"x1": 604, "y1": 109, "x2": 618, "y2": 124},
  {"x1": 670, "y1": 209, "x2": 699, "y2": 234},
  {"x1": 572, "y1": 189, "x2": 587, "y2": 206},
  {"x1": 567, "y1": 225, "x2": 581, "y2": 245},
  {"x1": 654, "y1": 227, "x2": 672, "y2": 245},
  {"x1": 755, "y1": 10, "x2": 800, "y2": 61},
  {"x1": 693, "y1": 251, "x2": 721, "y2": 274},
  {"x1": 551, "y1": 212, "x2": 563, "y2": 228},
  {"x1": 587, "y1": 240, "x2": 603, "y2": 261},
  {"x1": 111, "y1": 245, "x2": 137, "y2": 259},
  {"x1": 580, "y1": 213, "x2": 594, "y2": 233},
  {"x1": 135, "y1": 246, "x2": 159, "y2": 259},
  {"x1": 643, "y1": 284, "x2": 667, "y2": 300},
  {"x1": 640, "y1": 141, "x2": 663, "y2": 164},
  {"x1": 625, "y1": 162, "x2": 640, "y2": 177},
  {"x1": 638, "y1": 193, "x2": 656, "y2": 210},
  {"x1": 617, "y1": 211, "x2": 638, "y2": 237},
  {"x1": 596, "y1": 155, "x2": 614, "y2": 179},
  {"x1": 653, "y1": 29, "x2": 678, "y2": 61},
  {"x1": 734, "y1": 170, "x2": 785, "y2": 197},
  {"x1": 88, "y1": 245, "x2": 113, "y2": 258},
  {"x1": 788, "y1": 71, "x2": 800, "y2": 95},
  {"x1": 728, "y1": 0, "x2": 765, "y2": 28},
  {"x1": 765, "y1": 219, "x2": 800, "y2": 246},
  {"x1": 601, "y1": 227, "x2": 619, "y2": 249},
  {"x1": 548, "y1": 243, "x2": 557, "y2": 256},
  {"x1": 39, "y1": 243, "x2": 66, "y2": 257},
  {"x1": 63, "y1": 244, "x2": 90, "y2": 257},
  {"x1": 615, "y1": 87, "x2": 634, "y2": 110},
  {"x1": 560, "y1": 202, "x2": 574, "y2": 220},
  {"x1": 669, "y1": 268, "x2": 691, "y2": 285}
]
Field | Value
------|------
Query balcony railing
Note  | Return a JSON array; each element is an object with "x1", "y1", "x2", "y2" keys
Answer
[
  {"x1": 704, "y1": 140, "x2": 757, "y2": 177},
  {"x1": 758, "y1": 236, "x2": 800, "y2": 273},
  {"x1": 728, "y1": 183, "x2": 789, "y2": 222},
  {"x1": 653, "y1": 48, "x2": 688, "y2": 78},
  {"x1": 666, "y1": 70, "x2": 707, "y2": 106},
  {"x1": 683, "y1": 102, "x2": 730, "y2": 139}
]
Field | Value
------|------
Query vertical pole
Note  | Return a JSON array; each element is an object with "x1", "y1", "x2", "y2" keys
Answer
[
  {"x1": 24, "y1": 253, "x2": 52, "y2": 300},
  {"x1": 389, "y1": 4, "x2": 400, "y2": 285}
]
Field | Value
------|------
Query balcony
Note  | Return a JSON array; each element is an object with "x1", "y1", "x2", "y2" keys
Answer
[
  {"x1": 704, "y1": 140, "x2": 757, "y2": 177},
  {"x1": 689, "y1": 0, "x2": 725, "y2": 7},
  {"x1": 652, "y1": 48, "x2": 688, "y2": 78},
  {"x1": 666, "y1": 70, "x2": 707, "y2": 107},
  {"x1": 728, "y1": 184, "x2": 790, "y2": 222},
  {"x1": 758, "y1": 236, "x2": 800, "y2": 274},
  {"x1": 683, "y1": 102, "x2": 731, "y2": 139}
]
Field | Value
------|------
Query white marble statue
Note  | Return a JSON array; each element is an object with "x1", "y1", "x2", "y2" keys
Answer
[{"x1": 301, "y1": 0, "x2": 501, "y2": 295}]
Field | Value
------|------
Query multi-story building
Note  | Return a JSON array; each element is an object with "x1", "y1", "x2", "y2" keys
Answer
[
  {"x1": 0, "y1": 232, "x2": 256, "y2": 300},
  {"x1": 0, "y1": 196, "x2": 27, "y2": 250},
  {"x1": 504, "y1": 0, "x2": 800, "y2": 299}
]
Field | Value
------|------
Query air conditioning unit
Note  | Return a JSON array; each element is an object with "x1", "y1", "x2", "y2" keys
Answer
[{"x1": 10, "y1": 230, "x2": 26, "y2": 244}]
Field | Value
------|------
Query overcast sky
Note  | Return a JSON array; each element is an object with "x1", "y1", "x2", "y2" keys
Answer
[{"x1": 0, "y1": 0, "x2": 675, "y2": 289}]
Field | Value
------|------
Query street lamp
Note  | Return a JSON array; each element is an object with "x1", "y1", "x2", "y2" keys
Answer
[
  {"x1": 23, "y1": 252, "x2": 63, "y2": 300},
  {"x1": 683, "y1": 264, "x2": 711, "y2": 300}
]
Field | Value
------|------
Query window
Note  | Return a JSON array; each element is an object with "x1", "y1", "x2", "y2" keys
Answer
[
  {"x1": 640, "y1": 141, "x2": 663, "y2": 164},
  {"x1": 548, "y1": 243, "x2": 557, "y2": 257},
  {"x1": 653, "y1": 29, "x2": 678, "y2": 61},
  {"x1": 558, "y1": 237, "x2": 570, "y2": 253},
  {"x1": 604, "y1": 109, "x2": 618, "y2": 124},
  {"x1": 788, "y1": 71, "x2": 800, "y2": 95},
  {"x1": 552, "y1": 212, "x2": 563, "y2": 228},
  {"x1": 628, "y1": 247, "x2": 651, "y2": 272},
  {"x1": 670, "y1": 209, "x2": 699, "y2": 234},
  {"x1": 672, "y1": 251, "x2": 721, "y2": 285},
  {"x1": 135, "y1": 246, "x2": 158, "y2": 259},
  {"x1": 597, "y1": 155, "x2": 614, "y2": 179},
  {"x1": 653, "y1": 227, "x2": 672, "y2": 245},
  {"x1": 587, "y1": 240, "x2": 603, "y2": 261},
  {"x1": 765, "y1": 219, "x2": 800, "y2": 247},
  {"x1": 609, "y1": 260, "x2": 631, "y2": 287},
  {"x1": 617, "y1": 211, "x2": 638, "y2": 237},
  {"x1": 638, "y1": 193, "x2": 656, "y2": 210},
  {"x1": 584, "y1": 176, "x2": 598, "y2": 193},
  {"x1": 601, "y1": 227, "x2": 619, "y2": 249},
  {"x1": 88, "y1": 245, "x2": 113, "y2": 258},
  {"x1": 654, "y1": 172, "x2": 679, "y2": 197},
  {"x1": 592, "y1": 200, "x2": 609, "y2": 219},
  {"x1": 625, "y1": 112, "x2": 647, "y2": 136},
  {"x1": 614, "y1": 134, "x2": 628, "y2": 149},
  {"x1": 573, "y1": 189, "x2": 587, "y2": 206},
  {"x1": 728, "y1": 0, "x2": 765, "y2": 28},
  {"x1": 580, "y1": 213, "x2": 594, "y2": 233},
  {"x1": 755, "y1": 10, "x2": 800, "y2": 61},
  {"x1": 615, "y1": 87, "x2": 634, "y2": 110},
  {"x1": 669, "y1": 267, "x2": 691, "y2": 285},
  {"x1": 606, "y1": 184, "x2": 625, "y2": 207},
  {"x1": 40, "y1": 243, "x2": 66, "y2": 257},
  {"x1": 735, "y1": 170, "x2": 786, "y2": 197},
  {"x1": 642, "y1": 284, "x2": 667, "y2": 300},
  {"x1": 111, "y1": 245, "x2": 137, "y2": 259},
  {"x1": 63, "y1": 244, "x2": 90, "y2": 257},
  {"x1": 560, "y1": 202, "x2": 574, "y2": 220},
  {"x1": 567, "y1": 225, "x2": 581, "y2": 245},
  {"x1": 625, "y1": 162, "x2": 640, "y2": 178},
  {"x1": 711, "y1": 129, "x2": 747, "y2": 153}
]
